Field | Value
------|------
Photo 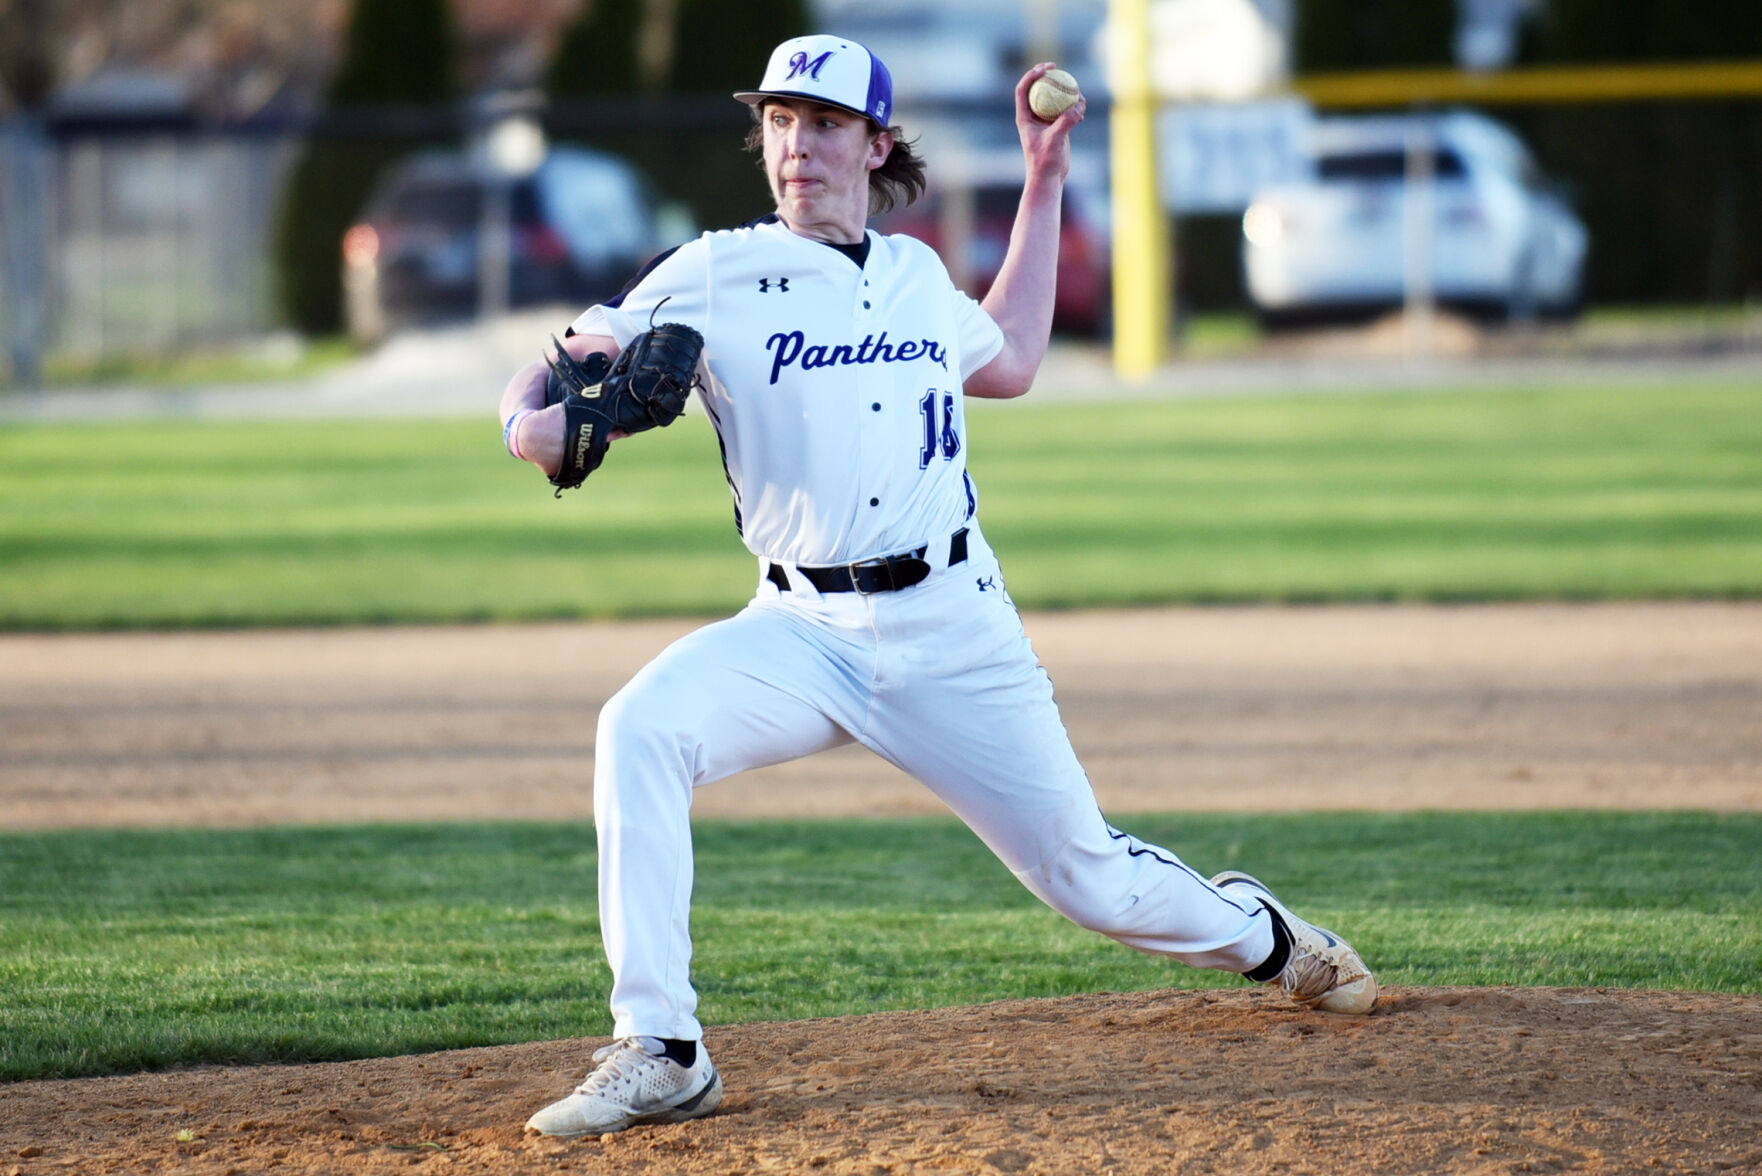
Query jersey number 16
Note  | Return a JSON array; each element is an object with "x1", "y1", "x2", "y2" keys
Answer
[{"x1": 919, "y1": 390, "x2": 961, "y2": 469}]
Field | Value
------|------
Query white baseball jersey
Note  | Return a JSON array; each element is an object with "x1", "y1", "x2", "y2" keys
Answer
[
  {"x1": 571, "y1": 215, "x2": 1003, "y2": 566},
  {"x1": 571, "y1": 214, "x2": 1275, "y2": 1045}
]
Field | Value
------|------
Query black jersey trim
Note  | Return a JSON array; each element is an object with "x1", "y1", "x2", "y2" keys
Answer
[
  {"x1": 745, "y1": 211, "x2": 869, "y2": 267},
  {"x1": 823, "y1": 236, "x2": 871, "y2": 268},
  {"x1": 1102, "y1": 818, "x2": 1265, "y2": 919},
  {"x1": 608, "y1": 215, "x2": 866, "y2": 315},
  {"x1": 610, "y1": 213, "x2": 781, "y2": 309},
  {"x1": 698, "y1": 398, "x2": 744, "y2": 537},
  {"x1": 603, "y1": 243, "x2": 684, "y2": 310}
]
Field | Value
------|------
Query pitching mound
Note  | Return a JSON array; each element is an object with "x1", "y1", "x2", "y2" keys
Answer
[{"x1": 5, "y1": 986, "x2": 1759, "y2": 1174}]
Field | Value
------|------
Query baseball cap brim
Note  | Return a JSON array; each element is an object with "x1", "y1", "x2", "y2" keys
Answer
[
  {"x1": 732, "y1": 35, "x2": 893, "y2": 126},
  {"x1": 733, "y1": 89, "x2": 871, "y2": 119}
]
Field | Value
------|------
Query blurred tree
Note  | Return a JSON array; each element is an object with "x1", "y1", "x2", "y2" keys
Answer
[
  {"x1": 667, "y1": 0, "x2": 808, "y2": 93},
  {"x1": 660, "y1": 0, "x2": 808, "y2": 228},
  {"x1": 1293, "y1": 0, "x2": 1455, "y2": 72},
  {"x1": 545, "y1": 0, "x2": 645, "y2": 96},
  {"x1": 1521, "y1": 0, "x2": 1762, "y2": 62},
  {"x1": 272, "y1": 0, "x2": 458, "y2": 336},
  {"x1": 326, "y1": 0, "x2": 456, "y2": 105},
  {"x1": 0, "y1": 0, "x2": 55, "y2": 110},
  {"x1": 1510, "y1": 0, "x2": 1762, "y2": 304},
  {"x1": 542, "y1": 0, "x2": 809, "y2": 239}
]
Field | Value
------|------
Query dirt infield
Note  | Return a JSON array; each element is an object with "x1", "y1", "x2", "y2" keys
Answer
[
  {"x1": 3, "y1": 604, "x2": 1760, "y2": 1173},
  {"x1": 6, "y1": 602, "x2": 1760, "y2": 828},
  {"x1": 4, "y1": 987, "x2": 1759, "y2": 1175}
]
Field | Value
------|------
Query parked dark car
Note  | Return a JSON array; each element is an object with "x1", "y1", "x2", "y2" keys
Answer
[
  {"x1": 873, "y1": 178, "x2": 1111, "y2": 338},
  {"x1": 342, "y1": 145, "x2": 689, "y2": 343}
]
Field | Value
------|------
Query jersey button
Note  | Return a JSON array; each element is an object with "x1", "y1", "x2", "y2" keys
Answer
[
  {"x1": 869, "y1": 497, "x2": 879, "y2": 506},
  {"x1": 871, "y1": 402, "x2": 881, "y2": 411},
  {"x1": 863, "y1": 301, "x2": 871, "y2": 309}
]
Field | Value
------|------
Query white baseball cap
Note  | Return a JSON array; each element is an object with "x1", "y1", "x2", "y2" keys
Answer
[{"x1": 733, "y1": 34, "x2": 893, "y2": 126}]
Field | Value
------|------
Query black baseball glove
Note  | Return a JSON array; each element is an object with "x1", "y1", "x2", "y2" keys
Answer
[{"x1": 544, "y1": 322, "x2": 704, "y2": 494}]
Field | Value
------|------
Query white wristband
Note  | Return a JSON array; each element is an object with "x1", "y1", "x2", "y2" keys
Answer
[{"x1": 503, "y1": 408, "x2": 535, "y2": 460}]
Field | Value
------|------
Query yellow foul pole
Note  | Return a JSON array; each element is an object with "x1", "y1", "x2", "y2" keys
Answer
[{"x1": 1108, "y1": 0, "x2": 1169, "y2": 379}]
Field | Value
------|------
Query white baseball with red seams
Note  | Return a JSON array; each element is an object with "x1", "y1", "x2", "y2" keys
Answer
[
  {"x1": 1029, "y1": 68, "x2": 1082, "y2": 121},
  {"x1": 569, "y1": 209, "x2": 1280, "y2": 1044}
]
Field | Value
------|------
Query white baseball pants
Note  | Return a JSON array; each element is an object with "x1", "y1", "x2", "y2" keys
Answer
[{"x1": 592, "y1": 525, "x2": 1275, "y2": 1041}]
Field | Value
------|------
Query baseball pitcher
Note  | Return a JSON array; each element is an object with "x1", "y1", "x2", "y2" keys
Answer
[{"x1": 497, "y1": 34, "x2": 1377, "y2": 1139}]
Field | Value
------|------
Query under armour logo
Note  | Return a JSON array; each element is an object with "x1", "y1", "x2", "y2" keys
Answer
[
  {"x1": 759, "y1": 277, "x2": 790, "y2": 293},
  {"x1": 786, "y1": 50, "x2": 834, "y2": 81},
  {"x1": 976, "y1": 575, "x2": 997, "y2": 592}
]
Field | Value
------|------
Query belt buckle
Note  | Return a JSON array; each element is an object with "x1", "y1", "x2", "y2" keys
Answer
[{"x1": 848, "y1": 556, "x2": 894, "y2": 596}]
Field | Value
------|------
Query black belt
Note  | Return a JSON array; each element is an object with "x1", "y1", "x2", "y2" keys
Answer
[{"x1": 768, "y1": 528, "x2": 969, "y2": 595}]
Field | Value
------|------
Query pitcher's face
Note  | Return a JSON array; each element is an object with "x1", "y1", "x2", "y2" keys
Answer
[{"x1": 761, "y1": 98, "x2": 890, "y2": 242}]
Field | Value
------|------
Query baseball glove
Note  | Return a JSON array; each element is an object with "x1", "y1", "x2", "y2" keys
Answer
[{"x1": 544, "y1": 323, "x2": 703, "y2": 494}]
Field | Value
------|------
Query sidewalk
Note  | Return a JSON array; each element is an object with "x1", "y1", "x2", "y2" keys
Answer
[{"x1": 6, "y1": 307, "x2": 1761, "y2": 422}]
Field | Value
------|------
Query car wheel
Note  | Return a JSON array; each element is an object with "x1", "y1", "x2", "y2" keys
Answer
[
  {"x1": 1540, "y1": 289, "x2": 1584, "y2": 324},
  {"x1": 1505, "y1": 254, "x2": 1540, "y2": 325},
  {"x1": 1254, "y1": 307, "x2": 1303, "y2": 333}
]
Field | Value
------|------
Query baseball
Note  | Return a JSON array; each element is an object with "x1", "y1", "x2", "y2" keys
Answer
[{"x1": 1029, "y1": 68, "x2": 1081, "y2": 121}]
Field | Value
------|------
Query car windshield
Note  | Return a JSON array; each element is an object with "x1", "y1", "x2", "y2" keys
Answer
[
  {"x1": 1317, "y1": 149, "x2": 1467, "y2": 182},
  {"x1": 538, "y1": 153, "x2": 649, "y2": 266},
  {"x1": 375, "y1": 178, "x2": 541, "y2": 227},
  {"x1": 382, "y1": 181, "x2": 480, "y2": 227}
]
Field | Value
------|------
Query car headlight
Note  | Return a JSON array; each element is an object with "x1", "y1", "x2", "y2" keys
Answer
[
  {"x1": 1242, "y1": 202, "x2": 1284, "y2": 248},
  {"x1": 342, "y1": 224, "x2": 380, "y2": 268}
]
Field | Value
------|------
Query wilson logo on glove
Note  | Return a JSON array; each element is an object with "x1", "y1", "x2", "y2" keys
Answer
[{"x1": 543, "y1": 319, "x2": 704, "y2": 495}]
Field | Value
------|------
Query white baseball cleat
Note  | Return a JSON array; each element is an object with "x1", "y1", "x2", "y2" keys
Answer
[
  {"x1": 1211, "y1": 870, "x2": 1379, "y2": 1015},
  {"x1": 524, "y1": 1036, "x2": 723, "y2": 1138}
]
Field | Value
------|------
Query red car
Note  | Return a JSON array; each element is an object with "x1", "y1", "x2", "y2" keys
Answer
[{"x1": 873, "y1": 179, "x2": 1111, "y2": 338}]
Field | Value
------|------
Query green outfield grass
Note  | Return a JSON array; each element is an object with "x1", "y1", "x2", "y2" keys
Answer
[
  {"x1": 23, "y1": 337, "x2": 357, "y2": 391},
  {"x1": 1, "y1": 812, "x2": 1757, "y2": 1082},
  {"x1": 2, "y1": 379, "x2": 1759, "y2": 628}
]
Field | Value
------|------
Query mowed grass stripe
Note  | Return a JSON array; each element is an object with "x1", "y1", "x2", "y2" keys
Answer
[
  {"x1": 2, "y1": 812, "x2": 1758, "y2": 1081},
  {"x1": 2, "y1": 379, "x2": 1760, "y2": 627}
]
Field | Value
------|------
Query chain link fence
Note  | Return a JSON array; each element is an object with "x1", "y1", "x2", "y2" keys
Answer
[{"x1": 1, "y1": 120, "x2": 300, "y2": 384}]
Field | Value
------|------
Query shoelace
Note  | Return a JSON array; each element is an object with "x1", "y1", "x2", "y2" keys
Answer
[
  {"x1": 1280, "y1": 948, "x2": 1342, "y2": 1004},
  {"x1": 573, "y1": 1038, "x2": 652, "y2": 1095}
]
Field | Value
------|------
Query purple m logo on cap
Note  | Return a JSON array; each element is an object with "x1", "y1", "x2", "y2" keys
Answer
[{"x1": 786, "y1": 50, "x2": 834, "y2": 81}]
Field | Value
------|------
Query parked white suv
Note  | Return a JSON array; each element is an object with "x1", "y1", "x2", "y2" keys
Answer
[{"x1": 1241, "y1": 110, "x2": 1587, "y2": 327}]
